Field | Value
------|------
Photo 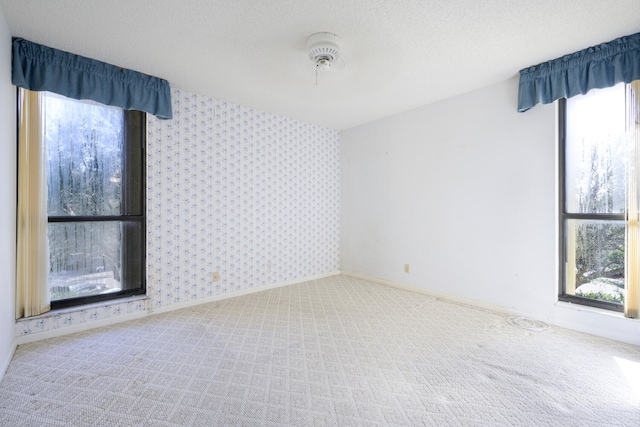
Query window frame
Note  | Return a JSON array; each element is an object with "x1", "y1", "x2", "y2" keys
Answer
[
  {"x1": 558, "y1": 97, "x2": 625, "y2": 312},
  {"x1": 39, "y1": 96, "x2": 147, "y2": 310}
]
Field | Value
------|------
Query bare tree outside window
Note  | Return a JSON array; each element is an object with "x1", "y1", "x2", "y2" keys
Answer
[{"x1": 43, "y1": 93, "x2": 145, "y2": 305}]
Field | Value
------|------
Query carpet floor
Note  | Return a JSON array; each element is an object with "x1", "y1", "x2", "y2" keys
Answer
[{"x1": 0, "y1": 275, "x2": 639, "y2": 426}]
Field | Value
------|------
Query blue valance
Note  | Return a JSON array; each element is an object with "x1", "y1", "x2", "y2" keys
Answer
[
  {"x1": 12, "y1": 38, "x2": 172, "y2": 119},
  {"x1": 518, "y1": 32, "x2": 640, "y2": 112}
]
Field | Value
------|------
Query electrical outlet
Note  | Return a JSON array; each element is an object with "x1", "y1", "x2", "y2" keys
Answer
[
  {"x1": 404, "y1": 264, "x2": 410, "y2": 273},
  {"x1": 212, "y1": 271, "x2": 220, "y2": 282},
  {"x1": 267, "y1": 263, "x2": 272, "y2": 273}
]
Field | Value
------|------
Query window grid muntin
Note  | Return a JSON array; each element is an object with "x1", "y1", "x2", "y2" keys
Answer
[
  {"x1": 558, "y1": 97, "x2": 625, "y2": 312},
  {"x1": 46, "y1": 101, "x2": 146, "y2": 310}
]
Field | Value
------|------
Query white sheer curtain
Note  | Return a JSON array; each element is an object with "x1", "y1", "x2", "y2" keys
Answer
[{"x1": 16, "y1": 88, "x2": 50, "y2": 319}]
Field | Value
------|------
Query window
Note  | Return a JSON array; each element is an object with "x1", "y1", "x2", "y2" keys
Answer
[
  {"x1": 559, "y1": 82, "x2": 639, "y2": 312},
  {"x1": 38, "y1": 92, "x2": 146, "y2": 309}
]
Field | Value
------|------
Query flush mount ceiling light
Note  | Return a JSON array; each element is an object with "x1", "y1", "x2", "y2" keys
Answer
[{"x1": 306, "y1": 32, "x2": 341, "y2": 71}]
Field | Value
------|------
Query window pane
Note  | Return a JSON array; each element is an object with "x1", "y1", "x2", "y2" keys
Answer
[
  {"x1": 564, "y1": 219, "x2": 625, "y2": 304},
  {"x1": 45, "y1": 93, "x2": 124, "y2": 217},
  {"x1": 565, "y1": 84, "x2": 627, "y2": 214},
  {"x1": 48, "y1": 221, "x2": 143, "y2": 301}
]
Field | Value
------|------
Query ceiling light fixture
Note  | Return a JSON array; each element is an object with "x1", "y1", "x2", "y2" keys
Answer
[{"x1": 306, "y1": 32, "x2": 342, "y2": 84}]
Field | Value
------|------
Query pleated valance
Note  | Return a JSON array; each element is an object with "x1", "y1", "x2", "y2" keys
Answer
[
  {"x1": 518, "y1": 32, "x2": 640, "y2": 112},
  {"x1": 12, "y1": 37, "x2": 172, "y2": 119}
]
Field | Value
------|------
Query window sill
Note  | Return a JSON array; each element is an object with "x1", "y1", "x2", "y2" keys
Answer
[{"x1": 554, "y1": 299, "x2": 630, "y2": 319}]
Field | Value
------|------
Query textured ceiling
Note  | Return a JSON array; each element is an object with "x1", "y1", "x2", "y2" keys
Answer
[{"x1": 1, "y1": 0, "x2": 639, "y2": 130}]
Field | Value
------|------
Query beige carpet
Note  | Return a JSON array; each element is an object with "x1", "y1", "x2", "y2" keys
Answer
[{"x1": 1, "y1": 275, "x2": 639, "y2": 426}]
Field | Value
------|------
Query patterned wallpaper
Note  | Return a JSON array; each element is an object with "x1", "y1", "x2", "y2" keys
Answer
[
  {"x1": 147, "y1": 88, "x2": 341, "y2": 307},
  {"x1": 16, "y1": 87, "x2": 340, "y2": 337}
]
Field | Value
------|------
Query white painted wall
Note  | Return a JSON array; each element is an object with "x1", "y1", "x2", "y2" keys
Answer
[
  {"x1": 0, "y1": 4, "x2": 17, "y2": 376},
  {"x1": 341, "y1": 77, "x2": 640, "y2": 345}
]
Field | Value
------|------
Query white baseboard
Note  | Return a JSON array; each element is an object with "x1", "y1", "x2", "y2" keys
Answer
[
  {"x1": 341, "y1": 271, "x2": 541, "y2": 319},
  {"x1": 15, "y1": 271, "x2": 341, "y2": 344},
  {"x1": 342, "y1": 271, "x2": 640, "y2": 346},
  {"x1": 0, "y1": 340, "x2": 17, "y2": 382},
  {"x1": 150, "y1": 271, "x2": 341, "y2": 315}
]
